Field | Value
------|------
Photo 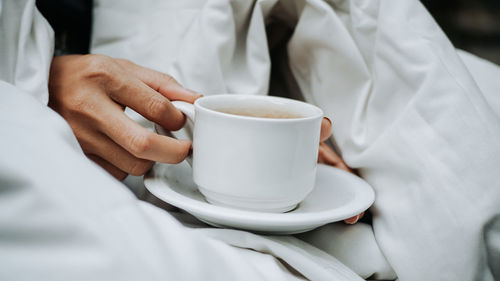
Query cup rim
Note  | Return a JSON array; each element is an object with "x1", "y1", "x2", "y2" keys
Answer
[{"x1": 194, "y1": 94, "x2": 324, "y2": 122}]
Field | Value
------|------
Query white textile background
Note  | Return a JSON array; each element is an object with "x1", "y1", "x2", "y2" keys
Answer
[
  {"x1": 0, "y1": 0, "x2": 376, "y2": 280},
  {"x1": 1, "y1": 0, "x2": 499, "y2": 280},
  {"x1": 0, "y1": 0, "x2": 53, "y2": 103},
  {"x1": 92, "y1": 0, "x2": 500, "y2": 280}
]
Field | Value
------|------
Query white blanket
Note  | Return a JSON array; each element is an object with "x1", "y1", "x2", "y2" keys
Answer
[
  {"x1": 2, "y1": 0, "x2": 500, "y2": 280},
  {"x1": 91, "y1": 0, "x2": 500, "y2": 280},
  {"x1": 0, "y1": 1, "x2": 382, "y2": 280}
]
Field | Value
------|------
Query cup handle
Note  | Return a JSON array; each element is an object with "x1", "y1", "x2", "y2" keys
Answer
[{"x1": 154, "y1": 101, "x2": 195, "y2": 165}]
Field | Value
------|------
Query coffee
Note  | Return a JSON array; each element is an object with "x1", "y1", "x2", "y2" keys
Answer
[{"x1": 215, "y1": 107, "x2": 303, "y2": 119}]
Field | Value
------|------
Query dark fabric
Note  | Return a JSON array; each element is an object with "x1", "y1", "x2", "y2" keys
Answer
[
  {"x1": 421, "y1": 0, "x2": 500, "y2": 64},
  {"x1": 484, "y1": 215, "x2": 500, "y2": 280},
  {"x1": 36, "y1": 0, "x2": 92, "y2": 55}
]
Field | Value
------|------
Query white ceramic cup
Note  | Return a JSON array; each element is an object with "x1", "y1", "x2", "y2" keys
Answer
[{"x1": 156, "y1": 95, "x2": 324, "y2": 213}]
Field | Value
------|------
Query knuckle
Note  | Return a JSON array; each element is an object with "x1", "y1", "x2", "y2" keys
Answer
[
  {"x1": 128, "y1": 132, "x2": 153, "y2": 157},
  {"x1": 67, "y1": 94, "x2": 95, "y2": 115},
  {"x1": 82, "y1": 54, "x2": 114, "y2": 81},
  {"x1": 154, "y1": 73, "x2": 178, "y2": 93},
  {"x1": 147, "y1": 98, "x2": 169, "y2": 119},
  {"x1": 162, "y1": 73, "x2": 177, "y2": 85},
  {"x1": 115, "y1": 58, "x2": 133, "y2": 67},
  {"x1": 106, "y1": 75, "x2": 127, "y2": 98},
  {"x1": 54, "y1": 90, "x2": 94, "y2": 121},
  {"x1": 61, "y1": 95, "x2": 102, "y2": 125},
  {"x1": 128, "y1": 159, "x2": 153, "y2": 176}
]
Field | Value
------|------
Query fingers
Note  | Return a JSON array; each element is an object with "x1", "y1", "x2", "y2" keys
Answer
[
  {"x1": 87, "y1": 154, "x2": 128, "y2": 181},
  {"x1": 80, "y1": 131, "x2": 154, "y2": 176},
  {"x1": 50, "y1": 54, "x2": 194, "y2": 181},
  {"x1": 115, "y1": 58, "x2": 202, "y2": 103},
  {"x1": 96, "y1": 102, "x2": 192, "y2": 164},
  {"x1": 320, "y1": 117, "x2": 332, "y2": 142},
  {"x1": 318, "y1": 115, "x2": 364, "y2": 225},
  {"x1": 318, "y1": 143, "x2": 340, "y2": 165},
  {"x1": 106, "y1": 76, "x2": 187, "y2": 131},
  {"x1": 344, "y1": 212, "x2": 365, "y2": 224},
  {"x1": 318, "y1": 143, "x2": 354, "y2": 172}
]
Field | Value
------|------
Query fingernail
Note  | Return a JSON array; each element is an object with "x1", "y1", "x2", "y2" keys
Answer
[
  {"x1": 186, "y1": 88, "x2": 203, "y2": 98},
  {"x1": 345, "y1": 215, "x2": 360, "y2": 224},
  {"x1": 323, "y1": 117, "x2": 332, "y2": 126}
]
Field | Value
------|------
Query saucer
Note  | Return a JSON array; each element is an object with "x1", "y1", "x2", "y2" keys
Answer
[{"x1": 144, "y1": 162, "x2": 374, "y2": 235}]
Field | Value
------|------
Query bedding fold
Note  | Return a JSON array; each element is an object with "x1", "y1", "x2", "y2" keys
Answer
[{"x1": 92, "y1": 0, "x2": 500, "y2": 280}]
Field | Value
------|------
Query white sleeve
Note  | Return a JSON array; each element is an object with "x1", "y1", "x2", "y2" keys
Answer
[
  {"x1": 0, "y1": 0, "x2": 54, "y2": 104},
  {"x1": 0, "y1": 83, "x2": 291, "y2": 281}
]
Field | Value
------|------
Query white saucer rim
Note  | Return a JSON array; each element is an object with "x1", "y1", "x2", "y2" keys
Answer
[{"x1": 144, "y1": 163, "x2": 374, "y2": 227}]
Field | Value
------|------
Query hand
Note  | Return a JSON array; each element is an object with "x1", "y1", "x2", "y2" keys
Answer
[
  {"x1": 319, "y1": 117, "x2": 365, "y2": 224},
  {"x1": 48, "y1": 54, "x2": 202, "y2": 180}
]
